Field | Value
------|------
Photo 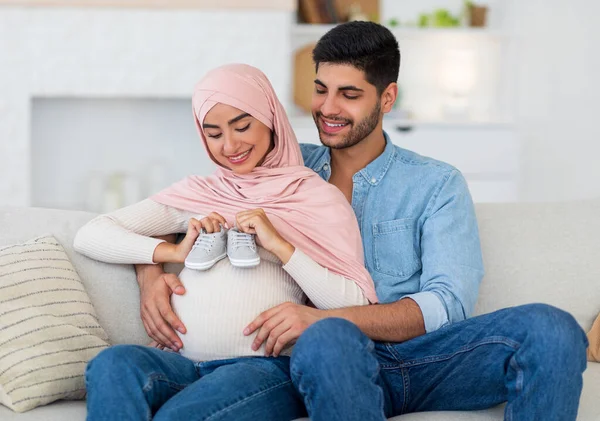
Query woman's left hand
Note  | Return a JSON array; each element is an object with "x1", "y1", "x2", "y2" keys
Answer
[{"x1": 235, "y1": 208, "x2": 294, "y2": 263}]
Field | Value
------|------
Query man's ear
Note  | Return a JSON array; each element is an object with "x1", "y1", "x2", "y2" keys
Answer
[{"x1": 381, "y1": 83, "x2": 398, "y2": 114}]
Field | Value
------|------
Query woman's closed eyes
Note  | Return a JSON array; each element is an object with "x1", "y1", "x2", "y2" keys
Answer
[{"x1": 206, "y1": 123, "x2": 252, "y2": 139}]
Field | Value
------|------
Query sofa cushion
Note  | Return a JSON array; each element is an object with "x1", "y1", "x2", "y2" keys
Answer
[
  {"x1": 0, "y1": 235, "x2": 109, "y2": 412},
  {"x1": 474, "y1": 199, "x2": 600, "y2": 331},
  {"x1": 587, "y1": 313, "x2": 600, "y2": 362},
  {"x1": 0, "y1": 207, "x2": 149, "y2": 346},
  {"x1": 0, "y1": 400, "x2": 86, "y2": 420}
]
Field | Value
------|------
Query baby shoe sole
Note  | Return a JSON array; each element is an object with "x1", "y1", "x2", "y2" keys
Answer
[
  {"x1": 184, "y1": 252, "x2": 227, "y2": 270},
  {"x1": 228, "y1": 255, "x2": 261, "y2": 268}
]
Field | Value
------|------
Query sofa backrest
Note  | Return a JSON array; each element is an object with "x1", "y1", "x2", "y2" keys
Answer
[
  {"x1": 0, "y1": 207, "x2": 148, "y2": 346},
  {"x1": 1, "y1": 199, "x2": 598, "y2": 345},
  {"x1": 474, "y1": 199, "x2": 600, "y2": 330}
]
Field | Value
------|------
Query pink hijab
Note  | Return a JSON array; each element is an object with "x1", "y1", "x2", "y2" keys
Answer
[{"x1": 151, "y1": 64, "x2": 378, "y2": 303}]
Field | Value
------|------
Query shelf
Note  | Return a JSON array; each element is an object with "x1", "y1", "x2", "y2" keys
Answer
[
  {"x1": 0, "y1": 0, "x2": 296, "y2": 9},
  {"x1": 383, "y1": 118, "x2": 515, "y2": 130},
  {"x1": 292, "y1": 23, "x2": 508, "y2": 41}
]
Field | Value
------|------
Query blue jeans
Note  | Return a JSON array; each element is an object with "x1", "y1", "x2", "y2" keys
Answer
[
  {"x1": 85, "y1": 347, "x2": 307, "y2": 421},
  {"x1": 86, "y1": 304, "x2": 588, "y2": 420},
  {"x1": 290, "y1": 303, "x2": 589, "y2": 420}
]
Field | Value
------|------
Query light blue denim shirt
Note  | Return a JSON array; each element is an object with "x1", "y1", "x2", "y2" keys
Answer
[{"x1": 300, "y1": 132, "x2": 484, "y2": 333}]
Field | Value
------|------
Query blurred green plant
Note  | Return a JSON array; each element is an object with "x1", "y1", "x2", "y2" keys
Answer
[
  {"x1": 413, "y1": 7, "x2": 464, "y2": 28},
  {"x1": 431, "y1": 9, "x2": 460, "y2": 27}
]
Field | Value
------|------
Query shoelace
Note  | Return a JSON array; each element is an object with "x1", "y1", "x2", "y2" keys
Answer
[
  {"x1": 229, "y1": 230, "x2": 256, "y2": 251},
  {"x1": 192, "y1": 230, "x2": 216, "y2": 253}
]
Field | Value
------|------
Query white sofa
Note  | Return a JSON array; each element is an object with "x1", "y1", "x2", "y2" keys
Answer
[{"x1": 1, "y1": 200, "x2": 599, "y2": 420}]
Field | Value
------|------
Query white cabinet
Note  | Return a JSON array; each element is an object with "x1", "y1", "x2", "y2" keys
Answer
[{"x1": 291, "y1": 117, "x2": 519, "y2": 203}]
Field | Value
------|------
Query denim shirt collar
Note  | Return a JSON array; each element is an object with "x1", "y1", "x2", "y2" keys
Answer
[
  {"x1": 358, "y1": 131, "x2": 396, "y2": 186},
  {"x1": 312, "y1": 131, "x2": 395, "y2": 185},
  {"x1": 312, "y1": 148, "x2": 331, "y2": 174}
]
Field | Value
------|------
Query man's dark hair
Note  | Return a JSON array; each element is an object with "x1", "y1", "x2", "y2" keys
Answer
[{"x1": 313, "y1": 21, "x2": 400, "y2": 95}]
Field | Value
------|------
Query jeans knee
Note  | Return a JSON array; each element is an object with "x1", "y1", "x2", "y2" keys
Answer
[
  {"x1": 295, "y1": 318, "x2": 366, "y2": 353},
  {"x1": 291, "y1": 318, "x2": 371, "y2": 374},
  {"x1": 519, "y1": 304, "x2": 587, "y2": 362},
  {"x1": 86, "y1": 344, "x2": 143, "y2": 383}
]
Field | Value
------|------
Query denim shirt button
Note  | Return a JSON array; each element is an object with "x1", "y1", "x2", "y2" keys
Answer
[
  {"x1": 323, "y1": 164, "x2": 329, "y2": 171},
  {"x1": 371, "y1": 177, "x2": 376, "y2": 183}
]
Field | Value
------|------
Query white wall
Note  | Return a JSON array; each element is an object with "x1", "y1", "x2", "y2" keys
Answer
[
  {"x1": 30, "y1": 98, "x2": 213, "y2": 211},
  {"x1": 0, "y1": 7, "x2": 293, "y2": 206},
  {"x1": 2, "y1": 2, "x2": 599, "y2": 207},
  {"x1": 384, "y1": 0, "x2": 600, "y2": 202},
  {"x1": 512, "y1": 0, "x2": 600, "y2": 201}
]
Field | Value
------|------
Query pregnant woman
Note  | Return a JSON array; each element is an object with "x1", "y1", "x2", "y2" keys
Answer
[{"x1": 74, "y1": 63, "x2": 377, "y2": 421}]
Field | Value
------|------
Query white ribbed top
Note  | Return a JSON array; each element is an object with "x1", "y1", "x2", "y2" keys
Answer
[
  {"x1": 173, "y1": 249, "x2": 304, "y2": 360},
  {"x1": 73, "y1": 199, "x2": 369, "y2": 360}
]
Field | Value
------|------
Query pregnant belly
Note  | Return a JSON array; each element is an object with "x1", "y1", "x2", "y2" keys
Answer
[{"x1": 171, "y1": 257, "x2": 304, "y2": 362}]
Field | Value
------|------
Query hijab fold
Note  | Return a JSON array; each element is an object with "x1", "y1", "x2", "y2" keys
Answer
[{"x1": 151, "y1": 64, "x2": 378, "y2": 303}]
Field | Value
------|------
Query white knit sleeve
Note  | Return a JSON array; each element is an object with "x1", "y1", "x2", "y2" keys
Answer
[
  {"x1": 73, "y1": 199, "x2": 199, "y2": 264},
  {"x1": 282, "y1": 249, "x2": 370, "y2": 309}
]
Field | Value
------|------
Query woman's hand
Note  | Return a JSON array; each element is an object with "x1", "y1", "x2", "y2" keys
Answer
[
  {"x1": 174, "y1": 213, "x2": 228, "y2": 262},
  {"x1": 235, "y1": 209, "x2": 295, "y2": 263}
]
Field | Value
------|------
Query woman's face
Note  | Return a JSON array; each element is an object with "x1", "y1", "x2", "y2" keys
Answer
[{"x1": 202, "y1": 103, "x2": 273, "y2": 174}]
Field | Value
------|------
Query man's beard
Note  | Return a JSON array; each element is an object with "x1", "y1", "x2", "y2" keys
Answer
[{"x1": 314, "y1": 101, "x2": 381, "y2": 150}]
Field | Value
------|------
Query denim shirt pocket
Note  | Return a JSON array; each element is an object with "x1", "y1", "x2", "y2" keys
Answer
[{"x1": 372, "y1": 218, "x2": 421, "y2": 278}]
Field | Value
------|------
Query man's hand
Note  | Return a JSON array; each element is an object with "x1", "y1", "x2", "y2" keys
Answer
[
  {"x1": 136, "y1": 263, "x2": 187, "y2": 352},
  {"x1": 244, "y1": 302, "x2": 327, "y2": 357}
]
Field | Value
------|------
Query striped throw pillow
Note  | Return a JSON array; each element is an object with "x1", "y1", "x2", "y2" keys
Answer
[{"x1": 0, "y1": 235, "x2": 109, "y2": 413}]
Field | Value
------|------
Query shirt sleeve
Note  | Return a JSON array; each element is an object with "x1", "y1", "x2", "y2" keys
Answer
[
  {"x1": 403, "y1": 170, "x2": 485, "y2": 333},
  {"x1": 282, "y1": 249, "x2": 370, "y2": 309},
  {"x1": 73, "y1": 199, "x2": 198, "y2": 264}
]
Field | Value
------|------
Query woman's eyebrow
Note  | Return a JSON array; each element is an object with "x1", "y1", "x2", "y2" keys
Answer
[
  {"x1": 202, "y1": 112, "x2": 250, "y2": 129},
  {"x1": 228, "y1": 113, "x2": 251, "y2": 125}
]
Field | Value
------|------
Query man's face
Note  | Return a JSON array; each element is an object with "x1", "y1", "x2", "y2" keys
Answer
[{"x1": 311, "y1": 63, "x2": 381, "y2": 149}]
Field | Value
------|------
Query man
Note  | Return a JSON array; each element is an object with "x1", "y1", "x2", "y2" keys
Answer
[{"x1": 136, "y1": 22, "x2": 588, "y2": 420}]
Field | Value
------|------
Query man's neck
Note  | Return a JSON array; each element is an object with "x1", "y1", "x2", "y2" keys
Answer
[{"x1": 330, "y1": 124, "x2": 386, "y2": 178}]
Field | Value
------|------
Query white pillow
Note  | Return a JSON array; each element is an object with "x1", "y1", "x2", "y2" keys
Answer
[{"x1": 0, "y1": 235, "x2": 109, "y2": 413}]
